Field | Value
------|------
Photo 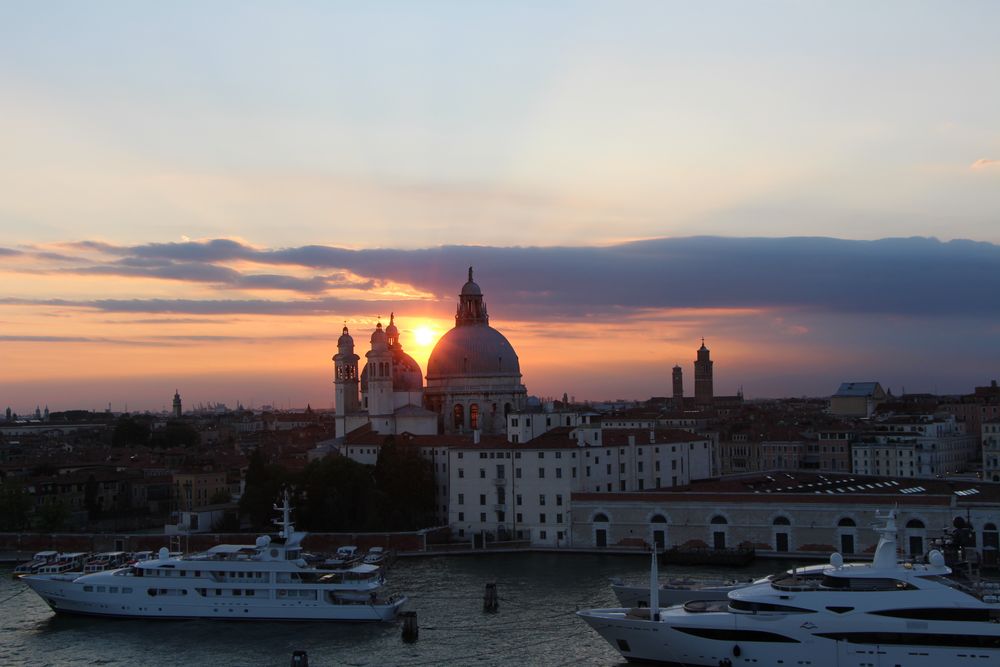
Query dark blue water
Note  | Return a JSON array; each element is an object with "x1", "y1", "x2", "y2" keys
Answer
[{"x1": 1, "y1": 553, "x2": 779, "y2": 666}]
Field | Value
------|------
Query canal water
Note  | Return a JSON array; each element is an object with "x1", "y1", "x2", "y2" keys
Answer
[{"x1": 1, "y1": 552, "x2": 780, "y2": 666}]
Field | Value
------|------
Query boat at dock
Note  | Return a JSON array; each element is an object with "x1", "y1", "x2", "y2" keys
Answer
[
  {"x1": 580, "y1": 511, "x2": 1000, "y2": 666},
  {"x1": 19, "y1": 493, "x2": 407, "y2": 622}
]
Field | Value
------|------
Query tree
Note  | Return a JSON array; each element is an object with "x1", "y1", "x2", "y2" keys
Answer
[
  {"x1": 239, "y1": 449, "x2": 289, "y2": 528},
  {"x1": 0, "y1": 483, "x2": 32, "y2": 530},
  {"x1": 373, "y1": 439, "x2": 436, "y2": 530},
  {"x1": 36, "y1": 500, "x2": 70, "y2": 531},
  {"x1": 112, "y1": 416, "x2": 151, "y2": 447},
  {"x1": 84, "y1": 474, "x2": 100, "y2": 518},
  {"x1": 297, "y1": 456, "x2": 381, "y2": 531},
  {"x1": 150, "y1": 420, "x2": 199, "y2": 448}
]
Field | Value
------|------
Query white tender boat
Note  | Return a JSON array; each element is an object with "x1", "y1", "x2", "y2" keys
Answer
[
  {"x1": 580, "y1": 511, "x2": 1000, "y2": 666},
  {"x1": 20, "y1": 494, "x2": 407, "y2": 622},
  {"x1": 13, "y1": 550, "x2": 60, "y2": 577}
]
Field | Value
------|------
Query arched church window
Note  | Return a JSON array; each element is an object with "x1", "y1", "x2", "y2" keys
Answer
[
  {"x1": 470, "y1": 404, "x2": 479, "y2": 430},
  {"x1": 773, "y1": 516, "x2": 791, "y2": 526},
  {"x1": 453, "y1": 404, "x2": 464, "y2": 430},
  {"x1": 838, "y1": 517, "x2": 856, "y2": 527},
  {"x1": 650, "y1": 514, "x2": 667, "y2": 524},
  {"x1": 710, "y1": 515, "x2": 728, "y2": 525},
  {"x1": 594, "y1": 513, "x2": 609, "y2": 523},
  {"x1": 906, "y1": 519, "x2": 925, "y2": 529}
]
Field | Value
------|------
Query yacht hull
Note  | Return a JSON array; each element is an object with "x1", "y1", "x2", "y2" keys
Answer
[
  {"x1": 23, "y1": 575, "x2": 406, "y2": 622},
  {"x1": 579, "y1": 607, "x2": 1000, "y2": 667}
]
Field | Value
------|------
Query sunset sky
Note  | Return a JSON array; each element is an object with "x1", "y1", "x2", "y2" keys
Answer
[{"x1": 2, "y1": 2, "x2": 999, "y2": 413}]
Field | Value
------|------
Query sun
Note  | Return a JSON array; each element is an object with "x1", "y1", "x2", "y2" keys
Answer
[{"x1": 413, "y1": 325, "x2": 436, "y2": 346}]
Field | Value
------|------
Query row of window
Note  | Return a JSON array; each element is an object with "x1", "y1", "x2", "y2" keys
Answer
[
  {"x1": 456, "y1": 511, "x2": 563, "y2": 524},
  {"x1": 456, "y1": 493, "x2": 564, "y2": 506}
]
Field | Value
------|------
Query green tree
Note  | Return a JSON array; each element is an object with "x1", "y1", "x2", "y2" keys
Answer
[
  {"x1": 373, "y1": 438, "x2": 436, "y2": 530},
  {"x1": 239, "y1": 449, "x2": 289, "y2": 528},
  {"x1": 297, "y1": 456, "x2": 381, "y2": 531}
]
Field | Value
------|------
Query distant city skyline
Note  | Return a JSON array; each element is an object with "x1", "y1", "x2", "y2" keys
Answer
[{"x1": 2, "y1": 3, "x2": 998, "y2": 410}]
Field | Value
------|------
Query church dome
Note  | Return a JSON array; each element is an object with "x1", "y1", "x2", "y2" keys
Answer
[
  {"x1": 460, "y1": 277, "x2": 482, "y2": 296},
  {"x1": 337, "y1": 326, "x2": 354, "y2": 348},
  {"x1": 370, "y1": 322, "x2": 387, "y2": 350},
  {"x1": 361, "y1": 348, "x2": 424, "y2": 391},
  {"x1": 426, "y1": 325, "x2": 521, "y2": 379}
]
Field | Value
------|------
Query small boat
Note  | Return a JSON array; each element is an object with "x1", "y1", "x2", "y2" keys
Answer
[
  {"x1": 84, "y1": 552, "x2": 130, "y2": 573},
  {"x1": 660, "y1": 544, "x2": 755, "y2": 566},
  {"x1": 13, "y1": 551, "x2": 60, "y2": 577},
  {"x1": 36, "y1": 552, "x2": 89, "y2": 575},
  {"x1": 363, "y1": 547, "x2": 389, "y2": 566},
  {"x1": 322, "y1": 546, "x2": 362, "y2": 570}
]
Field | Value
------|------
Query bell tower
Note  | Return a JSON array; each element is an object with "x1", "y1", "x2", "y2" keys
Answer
[
  {"x1": 694, "y1": 339, "x2": 714, "y2": 407},
  {"x1": 672, "y1": 365, "x2": 684, "y2": 407},
  {"x1": 365, "y1": 322, "x2": 394, "y2": 424},
  {"x1": 333, "y1": 325, "x2": 360, "y2": 420}
]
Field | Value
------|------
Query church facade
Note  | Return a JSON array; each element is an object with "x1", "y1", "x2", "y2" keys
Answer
[{"x1": 333, "y1": 269, "x2": 526, "y2": 438}]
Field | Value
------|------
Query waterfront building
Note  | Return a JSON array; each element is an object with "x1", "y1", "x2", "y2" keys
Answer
[
  {"x1": 570, "y1": 471, "x2": 1000, "y2": 557},
  {"x1": 448, "y1": 426, "x2": 713, "y2": 546},
  {"x1": 941, "y1": 379, "x2": 1000, "y2": 448}
]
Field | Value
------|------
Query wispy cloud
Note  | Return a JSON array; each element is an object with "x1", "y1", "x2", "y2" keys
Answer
[{"x1": 971, "y1": 158, "x2": 1000, "y2": 170}]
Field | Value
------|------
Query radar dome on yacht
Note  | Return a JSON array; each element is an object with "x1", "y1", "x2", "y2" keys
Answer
[
  {"x1": 928, "y1": 549, "x2": 945, "y2": 567},
  {"x1": 158, "y1": 547, "x2": 169, "y2": 560},
  {"x1": 830, "y1": 552, "x2": 843, "y2": 568}
]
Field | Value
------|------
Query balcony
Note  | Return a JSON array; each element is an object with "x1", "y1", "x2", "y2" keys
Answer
[{"x1": 492, "y1": 478, "x2": 506, "y2": 486}]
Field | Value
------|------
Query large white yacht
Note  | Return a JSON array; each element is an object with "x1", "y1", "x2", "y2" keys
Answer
[
  {"x1": 20, "y1": 495, "x2": 407, "y2": 622},
  {"x1": 580, "y1": 511, "x2": 1000, "y2": 666}
]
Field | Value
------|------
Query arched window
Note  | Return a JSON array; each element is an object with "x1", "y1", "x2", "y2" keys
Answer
[
  {"x1": 453, "y1": 404, "x2": 464, "y2": 430},
  {"x1": 838, "y1": 517, "x2": 856, "y2": 527},
  {"x1": 650, "y1": 514, "x2": 667, "y2": 524},
  {"x1": 906, "y1": 519, "x2": 925, "y2": 529},
  {"x1": 710, "y1": 515, "x2": 728, "y2": 525},
  {"x1": 773, "y1": 516, "x2": 791, "y2": 526},
  {"x1": 594, "y1": 513, "x2": 609, "y2": 523},
  {"x1": 470, "y1": 404, "x2": 479, "y2": 430}
]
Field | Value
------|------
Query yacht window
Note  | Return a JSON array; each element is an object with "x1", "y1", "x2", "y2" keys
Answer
[
  {"x1": 821, "y1": 576, "x2": 916, "y2": 591},
  {"x1": 814, "y1": 632, "x2": 1000, "y2": 648},
  {"x1": 83, "y1": 585, "x2": 93, "y2": 592},
  {"x1": 730, "y1": 599, "x2": 814, "y2": 614},
  {"x1": 870, "y1": 608, "x2": 999, "y2": 622},
  {"x1": 673, "y1": 627, "x2": 799, "y2": 643}
]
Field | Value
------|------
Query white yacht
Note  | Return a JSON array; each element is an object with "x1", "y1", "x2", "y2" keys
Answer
[
  {"x1": 20, "y1": 495, "x2": 407, "y2": 622},
  {"x1": 580, "y1": 511, "x2": 1000, "y2": 666}
]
